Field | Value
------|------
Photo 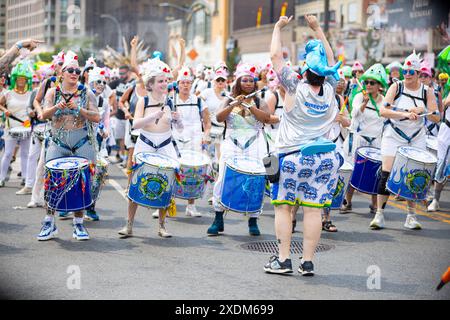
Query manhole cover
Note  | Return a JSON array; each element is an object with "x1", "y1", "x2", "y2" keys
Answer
[{"x1": 240, "y1": 240, "x2": 334, "y2": 254}]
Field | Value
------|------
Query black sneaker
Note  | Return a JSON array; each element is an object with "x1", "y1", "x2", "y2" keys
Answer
[
  {"x1": 298, "y1": 258, "x2": 314, "y2": 276},
  {"x1": 264, "y1": 255, "x2": 293, "y2": 274}
]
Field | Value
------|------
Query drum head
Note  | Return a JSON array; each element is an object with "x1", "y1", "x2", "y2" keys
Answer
[
  {"x1": 135, "y1": 152, "x2": 179, "y2": 169},
  {"x1": 10, "y1": 127, "x2": 31, "y2": 133},
  {"x1": 46, "y1": 157, "x2": 89, "y2": 170},
  {"x1": 179, "y1": 149, "x2": 210, "y2": 166},
  {"x1": 398, "y1": 146, "x2": 437, "y2": 164},
  {"x1": 227, "y1": 155, "x2": 265, "y2": 174},
  {"x1": 357, "y1": 146, "x2": 381, "y2": 162}
]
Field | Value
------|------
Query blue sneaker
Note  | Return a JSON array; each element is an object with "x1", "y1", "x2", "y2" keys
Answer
[
  {"x1": 73, "y1": 223, "x2": 90, "y2": 240},
  {"x1": 58, "y1": 211, "x2": 73, "y2": 220},
  {"x1": 85, "y1": 210, "x2": 100, "y2": 221},
  {"x1": 37, "y1": 220, "x2": 58, "y2": 241},
  {"x1": 264, "y1": 255, "x2": 293, "y2": 274}
]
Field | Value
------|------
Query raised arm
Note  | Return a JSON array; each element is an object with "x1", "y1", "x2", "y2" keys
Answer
[
  {"x1": 305, "y1": 15, "x2": 335, "y2": 66},
  {"x1": 130, "y1": 36, "x2": 140, "y2": 78},
  {"x1": 270, "y1": 16, "x2": 293, "y2": 74},
  {"x1": 0, "y1": 39, "x2": 43, "y2": 74},
  {"x1": 171, "y1": 37, "x2": 186, "y2": 81}
]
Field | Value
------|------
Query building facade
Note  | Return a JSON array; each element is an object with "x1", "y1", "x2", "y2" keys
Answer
[
  {"x1": 5, "y1": 0, "x2": 86, "y2": 49},
  {"x1": 0, "y1": 0, "x2": 6, "y2": 49}
]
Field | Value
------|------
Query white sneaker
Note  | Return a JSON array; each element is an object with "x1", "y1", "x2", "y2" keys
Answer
[
  {"x1": 404, "y1": 214, "x2": 422, "y2": 230},
  {"x1": 27, "y1": 201, "x2": 44, "y2": 208},
  {"x1": 0, "y1": 180, "x2": 5, "y2": 187},
  {"x1": 186, "y1": 205, "x2": 202, "y2": 217},
  {"x1": 427, "y1": 199, "x2": 439, "y2": 212},
  {"x1": 152, "y1": 210, "x2": 159, "y2": 219},
  {"x1": 16, "y1": 186, "x2": 32, "y2": 195},
  {"x1": 158, "y1": 225, "x2": 172, "y2": 238},
  {"x1": 369, "y1": 213, "x2": 385, "y2": 230},
  {"x1": 118, "y1": 221, "x2": 133, "y2": 237}
]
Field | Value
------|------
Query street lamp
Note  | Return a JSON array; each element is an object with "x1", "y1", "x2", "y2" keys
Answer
[{"x1": 100, "y1": 14, "x2": 123, "y2": 53}]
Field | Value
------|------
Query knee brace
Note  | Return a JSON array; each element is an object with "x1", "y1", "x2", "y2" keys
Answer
[{"x1": 377, "y1": 171, "x2": 391, "y2": 196}]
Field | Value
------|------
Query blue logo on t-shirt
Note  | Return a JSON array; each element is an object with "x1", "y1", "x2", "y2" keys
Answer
[{"x1": 304, "y1": 101, "x2": 329, "y2": 115}]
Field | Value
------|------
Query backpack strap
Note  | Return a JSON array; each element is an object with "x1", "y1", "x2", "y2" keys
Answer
[
  {"x1": 197, "y1": 96, "x2": 204, "y2": 132},
  {"x1": 98, "y1": 96, "x2": 104, "y2": 110}
]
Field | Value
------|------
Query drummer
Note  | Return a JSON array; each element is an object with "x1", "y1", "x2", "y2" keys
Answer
[
  {"x1": 167, "y1": 66, "x2": 211, "y2": 217},
  {"x1": 419, "y1": 62, "x2": 442, "y2": 136},
  {"x1": 370, "y1": 51, "x2": 440, "y2": 230},
  {"x1": 27, "y1": 52, "x2": 65, "y2": 209},
  {"x1": 16, "y1": 70, "x2": 49, "y2": 196},
  {"x1": 199, "y1": 67, "x2": 229, "y2": 163},
  {"x1": 428, "y1": 94, "x2": 450, "y2": 212},
  {"x1": 207, "y1": 62, "x2": 278, "y2": 237},
  {"x1": 0, "y1": 61, "x2": 33, "y2": 188},
  {"x1": 118, "y1": 57, "x2": 183, "y2": 239},
  {"x1": 83, "y1": 66, "x2": 111, "y2": 222},
  {"x1": 341, "y1": 63, "x2": 388, "y2": 214},
  {"x1": 37, "y1": 51, "x2": 100, "y2": 241}
]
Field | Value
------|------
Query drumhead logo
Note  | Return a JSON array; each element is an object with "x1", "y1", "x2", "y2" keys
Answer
[
  {"x1": 406, "y1": 169, "x2": 431, "y2": 195},
  {"x1": 138, "y1": 173, "x2": 168, "y2": 200}
]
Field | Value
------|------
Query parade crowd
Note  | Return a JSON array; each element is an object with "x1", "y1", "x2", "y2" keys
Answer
[{"x1": 0, "y1": 14, "x2": 449, "y2": 276}]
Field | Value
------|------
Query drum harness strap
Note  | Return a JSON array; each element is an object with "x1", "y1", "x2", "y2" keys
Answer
[
  {"x1": 140, "y1": 96, "x2": 181, "y2": 158},
  {"x1": 384, "y1": 81, "x2": 426, "y2": 144},
  {"x1": 167, "y1": 93, "x2": 204, "y2": 132},
  {"x1": 332, "y1": 94, "x2": 345, "y2": 143},
  {"x1": 270, "y1": 91, "x2": 284, "y2": 130}
]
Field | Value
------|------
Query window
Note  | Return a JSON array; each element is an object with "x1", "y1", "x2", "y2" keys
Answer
[{"x1": 348, "y1": 2, "x2": 357, "y2": 23}]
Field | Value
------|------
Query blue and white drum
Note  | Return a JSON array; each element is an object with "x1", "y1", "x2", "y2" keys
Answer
[
  {"x1": 220, "y1": 156, "x2": 266, "y2": 213},
  {"x1": 128, "y1": 152, "x2": 179, "y2": 209},
  {"x1": 44, "y1": 156, "x2": 93, "y2": 212},
  {"x1": 330, "y1": 161, "x2": 353, "y2": 210},
  {"x1": 387, "y1": 146, "x2": 437, "y2": 201},
  {"x1": 350, "y1": 146, "x2": 382, "y2": 195},
  {"x1": 174, "y1": 150, "x2": 210, "y2": 200}
]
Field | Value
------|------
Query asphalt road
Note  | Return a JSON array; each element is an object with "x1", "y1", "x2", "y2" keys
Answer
[{"x1": 0, "y1": 155, "x2": 449, "y2": 300}]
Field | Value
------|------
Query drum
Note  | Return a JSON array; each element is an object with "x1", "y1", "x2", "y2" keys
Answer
[
  {"x1": 33, "y1": 124, "x2": 48, "y2": 142},
  {"x1": 44, "y1": 156, "x2": 93, "y2": 212},
  {"x1": 220, "y1": 155, "x2": 266, "y2": 213},
  {"x1": 91, "y1": 156, "x2": 109, "y2": 202},
  {"x1": 9, "y1": 127, "x2": 31, "y2": 140},
  {"x1": 128, "y1": 152, "x2": 179, "y2": 209},
  {"x1": 330, "y1": 161, "x2": 354, "y2": 210},
  {"x1": 387, "y1": 146, "x2": 437, "y2": 201},
  {"x1": 350, "y1": 146, "x2": 382, "y2": 195},
  {"x1": 174, "y1": 149, "x2": 210, "y2": 200}
]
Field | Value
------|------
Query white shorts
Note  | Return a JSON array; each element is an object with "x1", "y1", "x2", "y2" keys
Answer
[
  {"x1": 124, "y1": 120, "x2": 137, "y2": 149},
  {"x1": 113, "y1": 119, "x2": 127, "y2": 140},
  {"x1": 381, "y1": 128, "x2": 426, "y2": 158}
]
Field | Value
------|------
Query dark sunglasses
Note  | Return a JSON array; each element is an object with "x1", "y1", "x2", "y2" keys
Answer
[
  {"x1": 96, "y1": 80, "x2": 107, "y2": 85},
  {"x1": 119, "y1": 72, "x2": 128, "y2": 76},
  {"x1": 402, "y1": 69, "x2": 416, "y2": 76},
  {"x1": 215, "y1": 78, "x2": 226, "y2": 83},
  {"x1": 57, "y1": 61, "x2": 64, "y2": 66},
  {"x1": 65, "y1": 68, "x2": 81, "y2": 75},
  {"x1": 419, "y1": 73, "x2": 430, "y2": 78},
  {"x1": 365, "y1": 80, "x2": 379, "y2": 86}
]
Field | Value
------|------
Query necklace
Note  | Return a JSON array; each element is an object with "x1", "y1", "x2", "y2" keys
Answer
[{"x1": 14, "y1": 88, "x2": 27, "y2": 94}]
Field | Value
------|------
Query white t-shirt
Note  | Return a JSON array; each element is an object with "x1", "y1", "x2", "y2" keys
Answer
[
  {"x1": 350, "y1": 92, "x2": 384, "y2": 138},
  {"x1": 172, "y1": 93, "x2": 207, "y2": 127},
  {"x1": 276, "y1": 67, "x2": 338, "y2": 153},
  {"x1": 200, "y1": 88, "x2": 226, "y2": 124}
]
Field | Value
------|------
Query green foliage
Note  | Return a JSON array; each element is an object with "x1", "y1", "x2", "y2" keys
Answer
[{"x1": 226, "y1": 46, "x2": 240, "y2": 74}]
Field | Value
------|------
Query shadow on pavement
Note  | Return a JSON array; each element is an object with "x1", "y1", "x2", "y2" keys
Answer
[{"x1": 54, "y1": 237, "x2": 139, "y2": 252}]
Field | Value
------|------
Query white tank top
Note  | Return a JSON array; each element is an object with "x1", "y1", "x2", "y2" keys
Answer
[
  {"x1": 386, "y1": 82, "x2": 427, "y2": 140},
  {"x1": 276, "y1": 80, "x2": 338, "y2": 153},
  {"x1": 5, "y1": 90, "x2": 31, "y2": 128}
]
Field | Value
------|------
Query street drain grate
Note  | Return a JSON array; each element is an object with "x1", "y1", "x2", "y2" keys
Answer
[{"x1": 240, "y1": 240, "x2": 334, "y2": 254}]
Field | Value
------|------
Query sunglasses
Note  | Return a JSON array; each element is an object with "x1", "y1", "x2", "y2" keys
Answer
[
  {"x1": 419, "y1": 74, "x2": 430, "y2": 78},
  {"x1": 119, "y1": 72, "x2": 128, "y2": 76},
  {"x1": 215, "y1": 78, "x2": 226, "y2": 83},
  {"x1": 65, "y1": 68, "x2": 81, "y2": 75},
  {"x1": 365, "y1": 80, "x2": 379, "y2": 86},
  {"x1": 96, "y1": 80, "x2": 107, "y2": 85},
  {"x1": 402, "y1": 69, "x2": 416, "y2": 76},
  {"x1": 57, "y1": 62, "x2": 64, "y2": 66}
]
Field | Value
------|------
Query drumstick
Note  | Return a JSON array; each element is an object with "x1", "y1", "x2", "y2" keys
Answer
[
  {"x1": 340, "y1": 96, "x2": 349, "y2": 115},
  {"x1": 154, "y1": 102, "x2": 165, "y2": 125},
  {"x1": 356, "y1": 78, "x2": 366, "y2": 95},
  {"x1": 399, "y1": 111, "x2": 440, "y2": 121},
  {"x1": 221, "y1": 92, "x2": 252, "y2": 109},
  {"x1": 244, "y1": 86, "x2": 268, "y2": 99}
]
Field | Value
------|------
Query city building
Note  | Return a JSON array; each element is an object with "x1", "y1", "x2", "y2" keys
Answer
[
  {"x1": 5, "y1": 0, "x2": 86, "y2": 49},
  {"x1": 0, "y1": 0, "x2": 6, "y2": 49}
]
